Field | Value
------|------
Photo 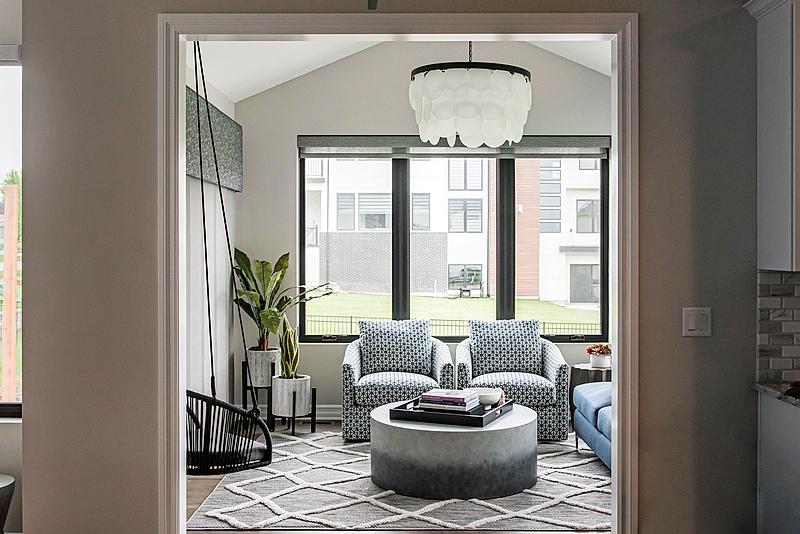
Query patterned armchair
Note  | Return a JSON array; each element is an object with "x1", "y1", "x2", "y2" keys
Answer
[
  {"x1": 456, "y1": 319, "x2": 569, "y2": 441},
  {"x1": 342, "y1": 319, "x2": 454, "y2": 441}
]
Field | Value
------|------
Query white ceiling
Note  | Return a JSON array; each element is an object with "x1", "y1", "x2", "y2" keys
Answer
[
  {"x1": 528, "y1": 41, "x2": 612, "y2": 77},
  {"x1": 190, "y1": 41, "x2": 380, "y2": 103},
  {"x1": 191, "y1": 40, "x2": 611, "y2": 104}
]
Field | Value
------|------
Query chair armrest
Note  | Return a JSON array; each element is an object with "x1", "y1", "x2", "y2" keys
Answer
[
  {"x1": 431, "y1": 339, "x2": 454, "y2": 389},
  {"x1": 542, "y1": 338, "x2": 569, "y2": 400},
  {"x1": 342, "y1": 339, "x2": 362, "y2": 407},
  {"x1": 456, "y1": 339, "x2": 473, "y2": 389}
]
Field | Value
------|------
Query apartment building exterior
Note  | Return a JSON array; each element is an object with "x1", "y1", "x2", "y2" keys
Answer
[{"x1": 304, "y1": 156, "x2": 601, "y2": 308}]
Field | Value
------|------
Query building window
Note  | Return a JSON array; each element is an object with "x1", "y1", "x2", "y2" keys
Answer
[
  {"x1": 448, "y1": 159, "x2": 483, "y2": 190},
  {"x1": 570, "y1": 264, "x2": 600, "y2": 303},
  {"x1": 540, "y1": 183, "x2": 561, "y2": 195},
  {"x1": 577, "y1": 199, "x2": 600, "y2": 233},
  {"x1": 449, "y1": 198, "x2": 482, "y2": 233},
  {"x1": 540, "y1": 169, "x2": 561, "y2": 181},
  {"x1": 540, "y1": 196, "x2": 561, "y2": 207},
  {"x1": 540, "y1": 159, "x2": 561, "y2": 169},
  {"x1": 337, "y1": 193, "x2": 355, "y2": 230},
  {"x1": 449, "y1": 264, "x2": 483, "y2": 290},
  {"x1": 579, "y1": 158, "x2": 600, "y2": 170},
  {"x1": 359, "y1": 193, "x2": 392, "y2": 230},
  {"x1": 305, "y1": 158, "x2": 325, "y2": 182},
  {"x1": 411, "y1": 193, "x2": 430, "y2": 231},
  {"x1": 540, "y1": 222, "x2": 561, "y2": 233},
  {"x1": 540, "y1": 209, "x2": 561, "y2": 220}
]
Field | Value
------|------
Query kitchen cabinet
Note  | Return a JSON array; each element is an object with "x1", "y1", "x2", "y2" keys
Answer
[
  {"x1": 752, "y1": 386, "x2": 800, "y2": 534},
  {"x1": 746, "y1": 0, "x2": 800, "y2": 269}
]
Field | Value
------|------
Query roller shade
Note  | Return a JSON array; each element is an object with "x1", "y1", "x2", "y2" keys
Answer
[{"x1": 298, "y1": 135, "x2": 610, "y2": 159}]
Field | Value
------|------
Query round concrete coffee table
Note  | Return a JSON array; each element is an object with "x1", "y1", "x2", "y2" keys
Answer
[{"x1": 370, "y1": 402, "x2": 537, "y2": 500}]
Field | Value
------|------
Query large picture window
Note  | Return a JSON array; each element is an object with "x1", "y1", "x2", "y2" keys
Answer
[
  {"x1": 299, "y1": 136, "x2": 609, "y2": 343},
  {"x1": 0, "y1": 64, "x2": 22, "y2": 415}
]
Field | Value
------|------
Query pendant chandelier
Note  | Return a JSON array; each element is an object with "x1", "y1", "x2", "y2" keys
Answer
[{"x1": 409, "y1": 42, "x2": 532, "y2": 149}]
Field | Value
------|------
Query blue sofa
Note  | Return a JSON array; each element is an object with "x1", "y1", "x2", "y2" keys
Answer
[{"x1": 572, "y1": 382, "x2": 611, "y2": 468}]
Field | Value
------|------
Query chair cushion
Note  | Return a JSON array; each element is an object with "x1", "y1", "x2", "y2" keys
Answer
[
  {"x1": 359, "y1": 319, "x2": 433, "y2": 376},
  {"x1": 354, "y1": 371, "x2": 438, "y2": 406},
  {"x1": 573, "y1": 382, "x2": 612, "y2": 428},
  {"x1": 472, "y1": 371, "x2": 556, "y2": 407},
  {"x1": 468, "y1": 319, "x2": 542, "y2": 377},
  {"x1": 598, "y1": 406, "x2": 612, "y2": 440}
]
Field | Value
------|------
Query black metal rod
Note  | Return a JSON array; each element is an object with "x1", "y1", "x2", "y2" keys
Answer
[
  {"x1": 496, "y1": 158, "x2": 516, "y2": 320},
  {"x1": 392, "y1": 158, "x2": 410, "y2": 320},
  {"x1": 298, "y1": 158, "x2": 307, "y2": 339},
  {"x1": 311, "y1": 387, "x2": 317, "y2": 433},
  {"x1": 411, "y1": 61, "x2": 531, "y2": 81}
]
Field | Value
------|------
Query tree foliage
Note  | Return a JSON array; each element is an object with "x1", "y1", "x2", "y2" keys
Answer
[{"x1": 2, "y1": 170, "x2": 21, "y2": 246}]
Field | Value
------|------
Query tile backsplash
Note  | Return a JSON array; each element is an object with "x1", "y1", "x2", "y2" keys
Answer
[{"x1": 758, "y1": 270, "x2": 800, "y2": 382}]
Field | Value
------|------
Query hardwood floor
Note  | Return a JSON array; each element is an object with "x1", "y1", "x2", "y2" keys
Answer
[{"x1": 186, "y1": 420, "x2": 342, "y2": 525}]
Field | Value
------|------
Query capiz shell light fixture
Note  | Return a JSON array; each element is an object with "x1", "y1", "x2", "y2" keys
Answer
[{"x1": 409, "y1": 43, "x2": 531, "y2": 148}]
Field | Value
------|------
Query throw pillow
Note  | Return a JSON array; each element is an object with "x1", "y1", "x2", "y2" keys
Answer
[
  {"x1": 468, "y1": 318, "x2": 542, "y2": 377},
  {"x1": 359, "y1": 319, "x2": 433, "y2": 376}
]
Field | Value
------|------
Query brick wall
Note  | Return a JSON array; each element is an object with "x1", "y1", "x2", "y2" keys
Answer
[
  {"x1": 318, "y1": 232, "x2": 447, "y2": 294},
  {"x1": 758, "y1": 270, "x2": 800, "y2": 382}
]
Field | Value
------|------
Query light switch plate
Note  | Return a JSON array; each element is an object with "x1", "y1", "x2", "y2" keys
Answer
[{"x1": 682, "y1": 307, "x2": 712, "y2": 336}]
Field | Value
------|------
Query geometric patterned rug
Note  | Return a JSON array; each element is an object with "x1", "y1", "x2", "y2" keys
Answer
[{"x1": 187, "y1": 431, "x2": 611, "y2": 531}]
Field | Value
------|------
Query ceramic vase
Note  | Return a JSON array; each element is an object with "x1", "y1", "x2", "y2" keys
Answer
[
  {"x1": 272, "y1": 374, "x2": 312, "y2": 417},
  {"x1": 246, "y1": 347, "x2": 281, "y2": 387},
  {"x1": 590, "y1": 353, "x2": 611, "y2": 368}
]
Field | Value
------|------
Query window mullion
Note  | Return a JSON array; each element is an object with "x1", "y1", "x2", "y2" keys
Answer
[
  {"x1": 600, "y1": 158, "x2": 610, "y2": 339},
  {"x1": 496, "y1": 158, "x2": 515, "y2": 320},
  {"x1": 392, "y1": 158, "x2": 410, "y2": 320}
]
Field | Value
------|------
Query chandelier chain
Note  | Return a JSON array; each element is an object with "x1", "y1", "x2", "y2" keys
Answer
[{"x1": 469, "y1": 41, "x2": 472, "y2": 62}]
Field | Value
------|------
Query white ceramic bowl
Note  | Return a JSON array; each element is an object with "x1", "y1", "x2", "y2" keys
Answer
[{"x1": 464, "y1": 387, "x2": 503, "y2": 405}]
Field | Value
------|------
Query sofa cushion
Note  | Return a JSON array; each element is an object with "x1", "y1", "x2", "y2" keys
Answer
[
  {"x1": 472, "y1": 371, "x2": 556, "y2": 407},
  {"x1": 573, "y1": 382, "x2": 612, "y2": 428},
  {"x1": 354, "y1": 371, "x2": 438, "y2": 406},
  {"x1": 359, "y1": 319, "x2": 432, "y2": 376},
  {"x1": 598, "y1": 406, "x2": 612, "y2": 441},
  {"x1": 468, "y1": 319, "x2": 542, "y2": 377}
]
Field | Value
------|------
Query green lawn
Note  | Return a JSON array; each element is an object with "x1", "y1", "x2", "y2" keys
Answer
[{"x1": 305, "y1": 293, "x2": 599, "y2": 336}]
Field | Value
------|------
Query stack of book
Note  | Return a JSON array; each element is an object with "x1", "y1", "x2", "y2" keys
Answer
[{"x1": 418, "y1": 389, "x2": 480, "y2": 413}]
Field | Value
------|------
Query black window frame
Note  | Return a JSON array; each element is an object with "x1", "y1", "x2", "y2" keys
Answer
[{"x1": 298, "y1": 136, "x2": 609, "y2": 345}]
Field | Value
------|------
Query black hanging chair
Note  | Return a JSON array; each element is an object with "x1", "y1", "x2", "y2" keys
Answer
[{"x1": 186, "y1": 41, "x2": 272, "y2": 476}]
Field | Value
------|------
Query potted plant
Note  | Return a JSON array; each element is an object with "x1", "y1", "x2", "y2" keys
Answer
[
  {"x1": 587, "y1": 343, "x2": 612, "y2": 368},
  {"x1": 271, "y1": 315, "x2": 312, "y2": 417},
  {"x1": 233, "y1": 248, "x2": 331, "y2": 387}
]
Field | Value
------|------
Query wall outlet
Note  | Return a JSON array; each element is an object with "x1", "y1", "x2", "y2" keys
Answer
[{"x1": 682, "y1": 307, "x2": 712, "y2": 336}]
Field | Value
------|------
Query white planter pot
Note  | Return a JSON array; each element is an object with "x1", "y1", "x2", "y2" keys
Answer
[
  {"x1": 590, "y1": 353, "x2": 611, "y2": 368},
  {"x1": 272, "y1": 375, "x2": 312, "y2": 417},
  {"x1": 246, "y1": 348, "x2": 281, "y2": 387}
]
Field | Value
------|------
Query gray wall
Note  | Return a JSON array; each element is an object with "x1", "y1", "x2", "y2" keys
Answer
[
  {"x1": 317, "y1": 232, "x2": 447, "y2": 294},
  {"x1": 21, "y1": 3, "x2": 756, "y2": 534}
]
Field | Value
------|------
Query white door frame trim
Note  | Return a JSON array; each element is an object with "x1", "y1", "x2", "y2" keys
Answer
[{"x1": 158, "y1": 12, "x2": 638, "y2": 534}]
